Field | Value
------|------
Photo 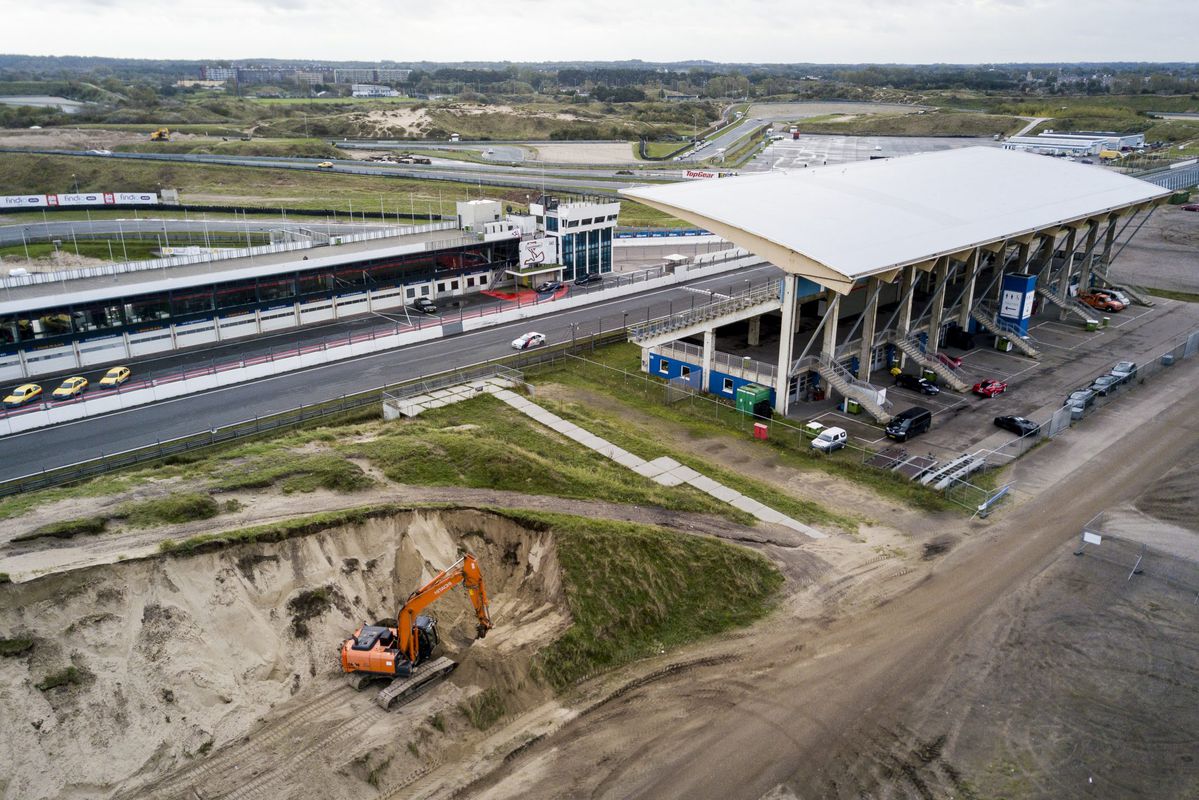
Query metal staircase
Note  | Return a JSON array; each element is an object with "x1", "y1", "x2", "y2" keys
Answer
[
  {"x1": 795, "y1": 355, "x2": 893, "y2": 423},
  {"x1": 970, "y1": 303, "x2": 1040, "y2": 358},
  {"x1": 628, "y1": 281, "x2": 782, "y2": 347},
  {"x1": 1035, "y1": 285, "x2": 1097, "y2": 324},
  {"x1": 888, "y1": 333, "x2": 969, "y2": 392}
]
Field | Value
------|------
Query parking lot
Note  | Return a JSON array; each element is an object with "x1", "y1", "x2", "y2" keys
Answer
[
  {"x1": 799, "y1": 296, "x2": 1199, "y2": 463},
  {"x1": 740, "y1": 134, "x2": 1002, "y2": 172}
]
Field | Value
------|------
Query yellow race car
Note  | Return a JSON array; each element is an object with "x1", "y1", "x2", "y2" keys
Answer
[
  {"x1": 99, "y1": 366, "x2": 131, "y2": 388},
  {"x1": 51, "y1": 376, "x2": 89, "y2": 400},
  {"x1": 3, "y1": 383, "x2": 43, "y2": 408}
]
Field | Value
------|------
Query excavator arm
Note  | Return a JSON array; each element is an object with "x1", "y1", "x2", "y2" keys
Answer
[{"x1": 395, "y1": 554, "x2": 492, "y2": 664}]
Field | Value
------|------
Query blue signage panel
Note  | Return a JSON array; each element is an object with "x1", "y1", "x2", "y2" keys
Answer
[{"x1": 997, "y1": 273, "x2": 1037, "y2": 337}]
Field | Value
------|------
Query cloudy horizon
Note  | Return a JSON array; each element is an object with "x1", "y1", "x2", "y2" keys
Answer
[{"x1": 10, "y1": 0, "x2": 1199, "y2": 64}]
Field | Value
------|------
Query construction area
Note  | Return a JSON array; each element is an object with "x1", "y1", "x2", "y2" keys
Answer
[{"x1": 1, "y1": 147, "x2": 1198, "y2": 800}]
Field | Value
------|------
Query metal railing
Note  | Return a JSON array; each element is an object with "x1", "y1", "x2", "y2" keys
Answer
[
  {"x1": 628, "y1": 278, "x2": 782, "y2": 342},
  {"x1": 653, "y1": 340, "x2": 778, "y2": 386},
  {"x1": 0, "y1": 221, "x2": 459, "y2": 289},
  {"x1": 383, "y1": 364, "x2": 524, "y2": 405}
]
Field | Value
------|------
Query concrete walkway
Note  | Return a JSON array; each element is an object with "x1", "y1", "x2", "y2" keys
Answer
[{"x1": 493, "y1": 388, "x2": 827, "y2": 540}]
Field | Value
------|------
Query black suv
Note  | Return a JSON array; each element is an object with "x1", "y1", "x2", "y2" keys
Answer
[
  {"x1": 411, "y1": 297, "x2": 437, "y2": 315},
  {"x1": 535, "y1": 281, "x2": 562, "y2": 293},
  {"x1": 894, "y1": 373, "x2": 940, "y2": 395},
  {"x1": 574, "y1": 272, "x2": 603, "y2": 287}
]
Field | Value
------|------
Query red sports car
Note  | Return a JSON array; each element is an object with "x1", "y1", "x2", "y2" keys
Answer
[{"x1": 973, "y1": 379, "x2": 1008, "y2": 398}]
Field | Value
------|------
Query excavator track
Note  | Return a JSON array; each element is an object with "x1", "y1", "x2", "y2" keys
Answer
[{"x1": 375, "y1": 656, "x2": 458, "y2": 711}]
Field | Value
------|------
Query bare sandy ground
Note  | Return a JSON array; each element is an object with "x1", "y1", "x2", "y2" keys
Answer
[
  {"x1": 0, "y1": 128, "x2": 194, "y2": 150},
  {"x1": 525, "y1": 142, "x2": 639, "y2": 164},
  {"x1": 746, "y1": 101, "x2": 923, "y2": 119},
  {"x1": 1110, "y1": 203, "x2": 1199, "y2": 292}
]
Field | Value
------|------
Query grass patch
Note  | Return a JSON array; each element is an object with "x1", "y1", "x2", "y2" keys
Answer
[
  {"x1": 428, "y1": 712, "x2": 446, "y2": 733},
  {"x1": 0, "y1": 636, "x2": 35, "y2": 657},
  {"x1": 618, "y1": 199, "x2": 688, "y2": 228},
  {"x1": 0, "y1": 152, "x2": 533, "y2": 216},
  {"x1": 528, "y1": 343, "x2": 951, "y2": 513},
  {"x1": 14, "y1": 516, "x2": 108, "y2": 542},
  {"x1": 459, "y1": 687, "x2": 507, "y2": 730},
  {"x1": 498, "y1": 510, "x2": 782, "y2": 689},
  {"x1": 215, "y1": 453, "x2": 373, "y2": 493},
  {"x1": 0, "y1": 573, "x2": 10, "y2": 584},
  {"x1": 0, "y1": 239, "x2": 161, "y2": 262},
  {"x1": 543, "y1": 397, "x2": 855, "y2": 529},
  {"x1": 115, "y1": 492, "x2": 219, "y2": 527},
  {"x1": 1144, "y1": 287, "x2": 1199, "y2": 303},
  {"x1": 347, "y1": 394, "x2": 750, "y2": 524},
  {"x1": 796, "y1": 109, "x2": 1023, "y2": 137},
  {"x1": 35, "y1": 666, "x2": 86, "y2": 691},
  {"x1": 638, "y1": 140, "x2": 688, "y2": 159}
]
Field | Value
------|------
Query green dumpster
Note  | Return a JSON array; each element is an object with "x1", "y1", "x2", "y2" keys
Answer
[
  {"x1": 1086, "y1": 319, "x2": 1099, "y2": 332},
  {"x1": 845, "y1": 398, "x2": 862, "y2": 415},
  {"x1": 921, "y1": 368, "x2": 937, "y2": 383},
  {"x1": 735, "y1": 383, "x2": 772, "y2": 416},
  {"x1": 995, "y1": 337, "x2": 1013, "y2": 352}
]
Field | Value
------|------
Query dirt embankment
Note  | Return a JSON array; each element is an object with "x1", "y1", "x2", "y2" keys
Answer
[{"x1": 0, "y1": 509, "x2": 566, "y2": 800}]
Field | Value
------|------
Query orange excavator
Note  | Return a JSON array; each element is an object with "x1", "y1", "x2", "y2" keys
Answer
[{"x1": 340, "y1": 553, "x2": 492, "y2": 710}]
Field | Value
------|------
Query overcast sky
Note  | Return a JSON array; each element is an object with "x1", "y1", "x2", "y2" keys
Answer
[{"x1": 13, "y1": 0, "x2": 1199, "y2": 63}]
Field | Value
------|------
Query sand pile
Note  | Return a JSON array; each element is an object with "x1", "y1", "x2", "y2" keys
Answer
[{"x1": 0, "y1": 509, "x2": 566, "y2": 800}]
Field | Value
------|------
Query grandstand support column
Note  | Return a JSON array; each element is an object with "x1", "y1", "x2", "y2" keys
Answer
[
  {"x1": 1057, "y1": 227, "x2": 1079, "y2": 319},
  {"x1": 1077, "y1": 221, "x2": 1100, "y2": 292},
  {"x1": 1100, "y1": 215, "x2": 1119, "y2": 270},
  {"x1": 858, "y1": 277, "x2": 882, "y2": 379},
  {"x1": 925, "y1": 256, "x2": 951, "y2": 356},
  {"x1": 1028, "y1": 232, "x2": 1055, "y2": 292},
  {"x1": 820, "y1": 290, "x2": 841, "y2": 361},
  {"x1": 701, "y1": 328, "x2": 715, "y2": 387},
  {"x1": 773, "y1": 274, "x2": 799, "y2": 416},
  {"x1": 957, "y1": 247, "x2": 980, "y2": 329},
  {"x1": 747, "y1": 316, "x2": 761, "y2": 347},
  {"x1": 897, "y1": 266, "x2": 915, "y2": 368}
]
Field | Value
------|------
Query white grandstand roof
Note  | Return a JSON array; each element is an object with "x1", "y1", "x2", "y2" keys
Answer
[{"x1": 621, "y1": 147, "x2": 1168, "y2": 293}]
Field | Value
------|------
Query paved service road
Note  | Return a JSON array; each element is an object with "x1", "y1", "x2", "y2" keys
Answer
[{"x1": 0, "y1": 264, "x2": 781, "y2": 480}]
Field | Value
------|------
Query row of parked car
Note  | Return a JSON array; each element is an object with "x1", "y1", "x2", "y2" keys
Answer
[
  {"x1": 1063, "y1": 360, "x2": 1138, "y2": 416},
  {"x1": 3, "y1": 366, "x2": 132, "y2": 409}
]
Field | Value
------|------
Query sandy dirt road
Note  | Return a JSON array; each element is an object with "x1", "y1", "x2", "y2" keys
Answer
[{"x1": 462, "y1": 356, "x2": 1199, "y2": 799}]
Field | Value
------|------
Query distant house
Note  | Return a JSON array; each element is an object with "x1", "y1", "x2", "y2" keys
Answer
[{"x1": 352, "y1": 83, "x2": 401, "y2": 98}]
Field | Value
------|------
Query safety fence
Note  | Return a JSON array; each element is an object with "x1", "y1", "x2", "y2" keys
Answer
[
  {"x1": 0, "y1": 331, "x2": 627, "y2": 498},
  {"x1": 981, "y1": 327, "x2": 1199, "y2": 467}
]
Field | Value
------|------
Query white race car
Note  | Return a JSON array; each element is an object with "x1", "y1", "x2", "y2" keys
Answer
[{"x1": 511, "y1": 332, "x2": 546, "y2": 350}]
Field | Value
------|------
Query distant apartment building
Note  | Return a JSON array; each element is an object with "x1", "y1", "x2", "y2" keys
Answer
[
  {"x1": 200, "y1": 66, "x2": 236, "y2": 82},
  {"x1": 352, "y1": 84, "x2": 401, "y2": 98},
  {"x1": 294, "y1": 71, "x2": 326, "y2": 86},
  {"x1": 335, "y1": 68, "x2": 411, "y2": 84}
]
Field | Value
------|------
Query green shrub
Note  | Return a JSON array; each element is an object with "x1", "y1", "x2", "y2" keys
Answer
[
  {"x1": 460, "y1": 688, "x2": 506, "y2": 731},
  {"x1": 116, "y1": 493, "x2": 219, "y2": 527},
  {"x1": 0, "y1": 637, "x2": 34, "y2": 657},
  {"x1": 14, "y1": 516, "x2": 108, "y2": 542},
  {"x1": 36, "y1": 666, "x2": 85, "y2": 691}
]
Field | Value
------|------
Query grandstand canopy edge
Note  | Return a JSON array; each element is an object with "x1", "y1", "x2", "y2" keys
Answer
[{"x1": 620, "y1": 147, "x2": 1170, "y2": 295}]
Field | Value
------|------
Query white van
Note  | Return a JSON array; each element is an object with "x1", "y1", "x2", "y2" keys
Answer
[{"x1": 810, "y1": 426, "x2": 847, "y2": 453}]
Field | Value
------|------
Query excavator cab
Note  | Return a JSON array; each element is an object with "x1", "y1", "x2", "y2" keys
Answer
[{"x1": 415, "y1": 615, "x2": 438, "y2": 664}]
